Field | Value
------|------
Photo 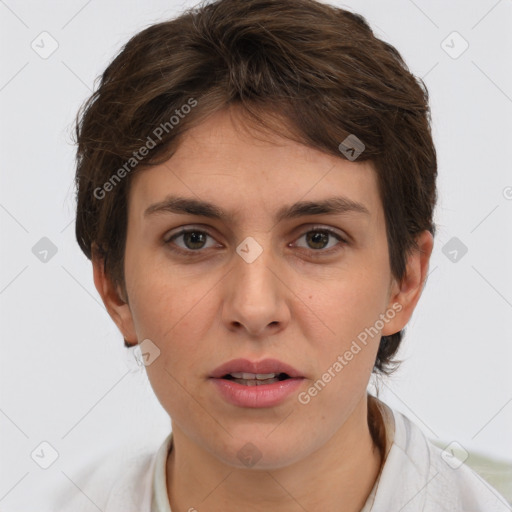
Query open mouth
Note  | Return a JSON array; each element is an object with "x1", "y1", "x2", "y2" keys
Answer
[{"x1": 221, "y1": 372, "x2": 291, "y2": 386}]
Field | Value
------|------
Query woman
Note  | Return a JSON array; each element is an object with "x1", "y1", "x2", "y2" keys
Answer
[{"x1": 59, "y1": 0, "x2": 510, "y2": 510}]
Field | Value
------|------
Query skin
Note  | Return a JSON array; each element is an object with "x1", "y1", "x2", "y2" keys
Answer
[{"x1": 93, "y1": 107, "x2": 433, "y2": 512}]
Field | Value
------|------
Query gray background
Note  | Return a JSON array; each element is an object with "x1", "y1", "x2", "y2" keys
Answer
[{"x1": 1, "y1": 0, "x2": 511, "y2": 509}]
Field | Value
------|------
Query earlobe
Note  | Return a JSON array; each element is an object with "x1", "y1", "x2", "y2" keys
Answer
[
  {"x1": 381, "y1": 230, "x2": 434, "y2": 336},
  {"x1": 91, "y1": 244, "x2": 138, "y2": 345}
]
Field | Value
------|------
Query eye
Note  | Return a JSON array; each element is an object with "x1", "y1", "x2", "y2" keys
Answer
[
  {"x1": 164, "y1": 228, "x2": 219, "y2": 254},
  {"x1": 164, "y1": 225, "x2": 348, "y2": 257},
  {"x1": 292, "y1": 227, "x2": 348, "y2": 255}
]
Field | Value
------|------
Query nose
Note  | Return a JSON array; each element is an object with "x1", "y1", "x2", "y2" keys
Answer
[{"x1": 221, "y1": 238, "x2": 290, "y2": 338}]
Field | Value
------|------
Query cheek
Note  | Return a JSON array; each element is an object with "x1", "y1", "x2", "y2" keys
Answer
[
  {"x1": 306, "y1": 267, "x2": 388, "y2": 338},
  {"x1": 129, "y1": 281, "x2": 210, "y2": 354},
  {"x1": 125, "y1": 262, "x2": 218, "y2": 390},
  {"x1": 297, "y1": 278, "x2": 383, "y2": 416},
  {"x1": 296, "y1": 263, "x2": 389, "y2": 384},
  {"x1": 125, "y1": 250, "x2": 202, "y2": 336},
  {"x1": 132, "y1": 277, "x2": 210, "y2": 420}
]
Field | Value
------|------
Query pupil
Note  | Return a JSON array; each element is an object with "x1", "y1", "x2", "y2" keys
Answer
[
  {"x1": 185, "y1": 232, "x2": 205, "y2": 249},
  {"x1": 307, "y1": 231, "x2": 328, "y2": 249}
]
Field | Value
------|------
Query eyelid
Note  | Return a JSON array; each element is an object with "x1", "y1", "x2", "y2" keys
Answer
[
  {"x1": 292, "y1": 224, "x2": 349, "y2": 243},
  {"x1": 163, "y1": 225, "x2": 220, "y2": 247}
]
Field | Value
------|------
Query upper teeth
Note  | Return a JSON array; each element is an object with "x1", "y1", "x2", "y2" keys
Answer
[{"x1": 230, "y1": 372, "x2": 279, "y2": 379}]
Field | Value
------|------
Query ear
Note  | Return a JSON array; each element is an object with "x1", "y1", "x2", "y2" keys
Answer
[
  {"x1": 91, "y1": 244, "x2": 138, "y2": 346},
  {"x1": 381, "y1": 230, "x2": 434, "y2": 336}
]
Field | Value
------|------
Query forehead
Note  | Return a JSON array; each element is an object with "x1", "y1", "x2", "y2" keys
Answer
[{"x1": 127, "y1": 108, "x2": 382, "y2": 226}]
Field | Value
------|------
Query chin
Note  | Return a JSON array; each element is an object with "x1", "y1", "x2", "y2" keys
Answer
[{"x1": 213, "y1": 433, "x2": 309, "y2": 471}]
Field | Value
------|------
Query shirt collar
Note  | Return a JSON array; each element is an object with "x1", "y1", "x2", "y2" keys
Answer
[{"x1": 150, "y1": 395, "x2": 432, "y2": 512}]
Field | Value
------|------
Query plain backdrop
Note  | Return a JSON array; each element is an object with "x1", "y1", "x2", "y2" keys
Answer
[{"x1": 1, "y1": 0, "x2": 511, "y2": 510}]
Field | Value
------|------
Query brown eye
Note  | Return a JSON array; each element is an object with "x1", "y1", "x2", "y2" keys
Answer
[
  {"x1": 165, "y1": 229, "x2": 218, "y2": 253},
  {"x1": 181, "y1": 231, "x2": 208, "y2": 250},
  {"x1": 293, "y1": 228, "x2": 347, "y2": 254},
  {"x1": 305, "y1": 231, "x2": 330, "y2": 250}
]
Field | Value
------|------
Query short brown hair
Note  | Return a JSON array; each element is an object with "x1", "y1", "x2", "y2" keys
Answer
[{"x1": 74, "y1": 0, "x2": 437, "y2": 375}]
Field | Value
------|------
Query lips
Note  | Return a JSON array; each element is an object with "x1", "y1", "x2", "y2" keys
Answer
[
  {"x1": 209, "y1": 358, "x2": 306, "y2": 408},
  {"x1": 209, "y1": 358, "x2": 304, "y2": 380}
]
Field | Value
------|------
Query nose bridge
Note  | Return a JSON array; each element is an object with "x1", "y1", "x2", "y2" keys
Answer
[
  {"x1": 223, "y1": 233, "x2": 289, "y2": 335},
  {"x1": 234, "y1": 234, "x2": 278, "y2": 302}
]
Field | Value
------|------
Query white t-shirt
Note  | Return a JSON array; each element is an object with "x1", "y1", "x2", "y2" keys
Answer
[{"x1": 54, "y1": 397, "x2": 511, "y2": 511}]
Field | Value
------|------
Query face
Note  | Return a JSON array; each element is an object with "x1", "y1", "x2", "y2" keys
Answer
[{"x1": 99, "y1": 107, "x2": 422, "y2": 470}]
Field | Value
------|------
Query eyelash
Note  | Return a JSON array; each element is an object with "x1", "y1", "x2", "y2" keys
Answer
[{"x1": 163, "y1": 226, "x2": 349, "y2": 258}]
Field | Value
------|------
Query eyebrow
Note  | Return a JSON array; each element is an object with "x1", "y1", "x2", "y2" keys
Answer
[{"x1": 144, "y1": 195, "x2": 370, "y2": 223}]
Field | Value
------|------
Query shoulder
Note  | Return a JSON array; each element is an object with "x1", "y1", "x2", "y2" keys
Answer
[
  {"x1": 52, "y1": 439, "x2": 162, "y2": 512},
  {"x1": 370, "y1": 397, "x2": 511, "y2": 512}
]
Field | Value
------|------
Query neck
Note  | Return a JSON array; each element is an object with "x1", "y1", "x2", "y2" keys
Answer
[{"x1": 166, "y1": 393, "x2": 383, "y2": 512}]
